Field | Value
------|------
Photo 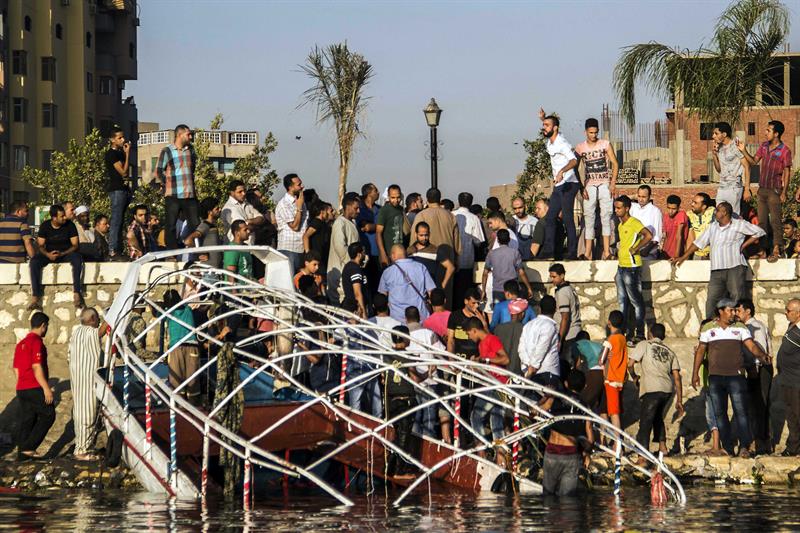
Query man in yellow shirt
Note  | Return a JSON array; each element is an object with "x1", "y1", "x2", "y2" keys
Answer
[
  {"x1": 687, "y1": 193, "x2": 714, "y2": 259},
  {"x1": 614, "y1": 195, "x2": 653, "y2": 345}
]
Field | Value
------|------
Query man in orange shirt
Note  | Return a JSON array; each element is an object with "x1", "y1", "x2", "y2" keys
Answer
[{"x1": 599, "y1": 310, "x2": 628, "y2": 430}]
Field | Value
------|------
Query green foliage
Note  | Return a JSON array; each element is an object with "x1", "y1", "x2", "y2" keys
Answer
[
  {"x1": 232, "y1": 132, "x2": 280, "y2": 210},
  {"x1": 194, "y1": 114, "x2": 228, "y2": 205},
  {"x1": 613, "y1": 0, "x2": 790, "y2": 128},
  {"x1": 299, "y1": 42, "x2": 373, "y2": 206},
  {"x1": 22, "y1": 129, "x2": 110, "y2": 217},
  {"x1": 783, "y1": 168, "x2": 800, "y2": 222},
  {"x1": 131, "y1": 183, "x2": 165, "y2": 222},
  {"x1": 515, "y1": 135, "x2": 552, "y2": 212}
]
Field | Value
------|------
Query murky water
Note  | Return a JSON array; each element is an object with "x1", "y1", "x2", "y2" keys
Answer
[{"x1": 2, "y1": 485, "x2": 799, "y2": 531}]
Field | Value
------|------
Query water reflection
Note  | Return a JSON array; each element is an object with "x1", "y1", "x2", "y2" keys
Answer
[{"x1": 2, "y1": 486, "x2": 800, "y2": 531}]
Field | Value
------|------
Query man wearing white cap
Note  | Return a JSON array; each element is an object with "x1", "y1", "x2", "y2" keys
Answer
[{"x1": 74, "y1": 206, "x2": 100, "y2": 261}]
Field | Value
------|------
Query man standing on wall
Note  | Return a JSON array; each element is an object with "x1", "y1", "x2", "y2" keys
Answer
[
  {"x1": 613, "y1": 195, "x2": 652, "y2": 344},
  {"x1": 105, "y1": 126, "x2": 131, "y2": 259},
  {"x1": 712, "y1": 122, "x2": 749, "y2": 216},
  {"x1": 156, "y1": 124, "x2": 198, "y2": 252},
  {"x1": 737, "y1": 120, "x2": 793, "y2": 262},
  {"x1": 538, "y1": 108, "x2": 580, "y2": 260},
  {"x1": 575, "y1": 118, "x2": 618, "y2": 260}
]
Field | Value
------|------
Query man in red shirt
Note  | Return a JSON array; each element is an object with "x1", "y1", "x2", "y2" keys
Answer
[
  {"x1": 466, "y1": 317, "x2": 510, "y2": 465},
  {"x1": 661, "y1": 195, "x2": 689, "y2": 259},
  {"x1": 737, "y1": 120, "x2": 794, "y2": 261},
  {"x1": 13, "y1": 312, "x2": 55, "y2": 459}
]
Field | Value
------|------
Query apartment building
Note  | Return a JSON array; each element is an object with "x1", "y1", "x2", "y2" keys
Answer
[{"x1": 0, "y1": 0, "x2": 138, "y2": 210}]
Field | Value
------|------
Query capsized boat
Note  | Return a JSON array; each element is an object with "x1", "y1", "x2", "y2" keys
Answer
[{"x1": 97, "y1": 246, "x2": 687, "y2": 507}]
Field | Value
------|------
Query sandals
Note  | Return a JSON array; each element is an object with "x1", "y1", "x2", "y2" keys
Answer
[{"x1": 767, "y1": 253, "x2": 780, "y2": 263}]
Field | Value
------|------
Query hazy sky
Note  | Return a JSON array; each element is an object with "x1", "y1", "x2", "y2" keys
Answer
[{"x1": 129, "y1": 0, "x2": 799, "y2": 203}]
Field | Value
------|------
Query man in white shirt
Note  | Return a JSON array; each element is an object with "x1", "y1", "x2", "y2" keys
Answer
[
  {"x1": 275, "y1": 173, "x2": 307, "y2": 271},
  {"x1": 511, "y1": 197, "x2": 538, "y2": 260},
  {"x1": 453, "y1": 192, "x2": 485, "y2": 310},
  {"x1": 538, "y1": 108, "x2": 580, "y2": 260},
  {"x1": 518, "y1": 295, "x2": 561, "y2": 393},
  {"x1": 629, "y1": 185, "x2": 663, "y2": 259},
  {"x1": 737, "y1": 298, "x2": 773, "y2": 455},
  {"x1": 405, "y1": 305, "x2": 446, "y2": 438},
  {"x1": 672, "y1": 201, "x2": 765, "y2": 319},
  {"x1": 221, "y1": 179, "x2": 264, "y2": 245}
]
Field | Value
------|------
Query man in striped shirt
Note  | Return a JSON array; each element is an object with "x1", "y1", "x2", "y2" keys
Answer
[
  {"x1": 672, "y1": 201, "x2": 765, "y2": 319},
  {"x1": 0, "y1": 201, "x2": 34, "y2": 263},
  {"x1": 156, "y1": 124, "x2": 198, "y2": 251}
]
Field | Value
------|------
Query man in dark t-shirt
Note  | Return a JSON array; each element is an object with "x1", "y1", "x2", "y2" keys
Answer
[
  {"x1": 184, "y1": 197, "x2": 222, "y2": 268},
  {"x1": 105, "y1": 126, "x2": 130, "y2": 258},
  {"x1": 29, "y1": 204, "x2": 84, "y2": 311},
  {"x1": 447, "y1": 287, "x2": 487, "y2": 359},
  {"x1": 341, "y1": 242, "x2": 369, "y2": 318},
  {"x1": 303, "y1": 201, "x2": 333, "y2": 273}
]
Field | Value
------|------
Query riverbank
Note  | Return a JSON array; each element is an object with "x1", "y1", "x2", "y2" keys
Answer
[
  {"x1": 0, "y1": 455, "x2": 140, "y2": 492},
  {"x1": 587, "y1": 454, "x2": 800, "y2": 486}
]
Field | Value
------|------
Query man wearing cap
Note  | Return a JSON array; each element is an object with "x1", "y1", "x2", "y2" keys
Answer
[
  {"x1": 672, "y1": 201, "x2": 765, "y2": 320},
  {"x1": 494, "y1": 297, "x2": 529, "y2": 376},
  {"x1": 489, "y1": 280, "x2": 536, "y2": 331},
  {"x1": 74, "y1": 206, "x2": 100, "y2": 261},
  {"x1": 691, "y1": 298, "x2": 769, "y2": 457}
]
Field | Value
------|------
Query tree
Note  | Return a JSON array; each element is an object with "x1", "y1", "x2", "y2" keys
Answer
[
  {"x1": 232, "y1": 132, "x2": 280, "y2": 209},
  {"x1": 23, "y1": 128, "x2": 109, "y2": 216},
  {"x1": 613, "y1": 0, "x2": 789, "y2": 128},
  {"x1": 515, "y1": 135, "x2": 553, "y2": 212},
  {"x1": 194, "y1": 113, "x2": 229, "y2": 204},
  {"x1": 300, "y1": 42, "x2": 373, "y2": 207}
]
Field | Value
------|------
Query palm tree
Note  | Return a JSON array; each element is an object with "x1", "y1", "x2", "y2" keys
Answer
[
  {"x1": 613, "y1": 0, "x2": 789, "y2": 128},
  {"x1": 300, "y1": 43, "x2": 373, "y2": 207}
]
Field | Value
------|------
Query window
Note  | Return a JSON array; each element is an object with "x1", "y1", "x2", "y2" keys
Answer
[
  {"x1": 699, "y1": 123, "x2": 715, "y2": 141},
  {"x1": 100, "y1": 119, "x2": 113, "y2": 136},
  {"x1": 55, "y1": 24, "x2": 62, "y2": 39},
  {"x1": 129, "y1": 42, "x2": 135, "y2": 59},
  {"x1": 42, "y1": 150, "x2": 54, "y2": 172},
  {"x1": 41, "y1": 57, "x2": 56, "y2": 82},
  {"x1": 699, "y1": 174, "x2": 710, "y2": 183},
  {"x1": 12, "y1": 51, "x2": 27, "y2": 76},
  {"x1": 13, "y1": 146, "x2": 29, "y2": 170},
  {"x1": 24, "y1": 16, "x2": 31, "y2": 32},
  {"x1": 229, "y1": 132, "x2": 257, "y2": 144},
  {"x1": 86, "y1": 72, "x2": 93, "y2": 92},
  {"x1": 99, "y1": 76, "x2": 113, "y2": 95},
  {"x1": 85, "y1": 31, "x2": 92, "y2": 48},
  {"x1": 0, "y1": 143, "x2": 7, "y2": 169},
  {"x1": 747, "y1": 122, "x2": 756, "y2": 136},
  {"x1": 86, "y1": 114, "x2": 94, "y2": 135},
  {"x1": 42, "y1": 103, "x2": 57, "y2": 128},
  {"x1": 12, "y1": 98, "x2": 28, "y2": 123}
]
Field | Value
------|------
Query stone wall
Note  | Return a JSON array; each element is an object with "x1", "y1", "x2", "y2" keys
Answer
[
  {"x1": 0, "y1": 262, "x2": 183, "y2": 346},
  {"x1": 476, "y1": 258, "x2": 799, "y2": 339}
]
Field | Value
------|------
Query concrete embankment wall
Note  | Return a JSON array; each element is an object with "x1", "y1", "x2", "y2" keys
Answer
[{"x1": 476, "y1": 258, "x2": 800, "y2": 339}]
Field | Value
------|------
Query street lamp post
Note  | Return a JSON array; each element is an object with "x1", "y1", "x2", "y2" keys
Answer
[{"x1": 423, "y1": 98, "x2": 442, "y2": 190}]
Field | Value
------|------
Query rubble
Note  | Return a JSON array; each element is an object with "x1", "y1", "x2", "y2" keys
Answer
[{"x1": 0, "y1": 456, "x2": 141, "y2": 493}]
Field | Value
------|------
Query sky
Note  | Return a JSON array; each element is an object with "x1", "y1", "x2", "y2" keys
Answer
[{"x1": 128, "y1": 0, "x2": 799, "y2": 203}]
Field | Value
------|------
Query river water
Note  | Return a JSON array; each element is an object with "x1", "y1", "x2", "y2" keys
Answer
[{"x1": 3, "y1": 485, "x2": 799, "y2": 531}]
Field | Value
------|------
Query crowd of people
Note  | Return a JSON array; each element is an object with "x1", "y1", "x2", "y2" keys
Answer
[{"x1": 8, "y1": 115, "x2": 800, "y2": 495}]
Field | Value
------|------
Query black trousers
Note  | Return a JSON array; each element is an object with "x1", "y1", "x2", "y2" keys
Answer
[
  {"x1": 636, "y1": 391, "x2": 671, "y2": 450},
  {"x1": 386, "y1": 396, "x2": 417, "y2": 475},
  {"x1": 453, "y1": 268, "x2": 475, "y2": 311},
  {"x1": 747, "y1": 365, "x2": 773, "y2": 452},
  {"x1": 16, "y1": 388, "x2": 55, "y2": 453},
  {"x1": 165, "y1": 197, "x2": 199, "y2": 251},
  {"x1": 782, "y1": 384, "x2": 800, "y2": 455}
]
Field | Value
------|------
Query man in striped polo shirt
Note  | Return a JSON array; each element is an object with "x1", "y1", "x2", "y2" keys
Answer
[
  {"x1": 672, "y1": 201, "x2": 765, "y2": 320},
  {"x1": 691, "y1": 298, "x2": 769, "y2": 458},
  {"x1": 0, "y1": 201, "x2": 34, "y2": 263},
  {"x1": 156, "y1": 124, "x2": 198, "y2": 251}
]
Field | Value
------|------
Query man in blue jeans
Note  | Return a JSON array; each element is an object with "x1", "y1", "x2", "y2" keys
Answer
[
  {"x1": 104, "y1": 126, "x2": 131, "y2": 258},
  {"x1": 614, "y1": 195, "x2": 652, "y2": 344},
  {"x1": 538, "y1": 107, "x2": 581, "y2": 260},
  {"x1": 29, "y1": 205, "x2": 84, "y2": 311},
  {"x1": 691, "y1": 298, "x2": 769, "y2": 457}
]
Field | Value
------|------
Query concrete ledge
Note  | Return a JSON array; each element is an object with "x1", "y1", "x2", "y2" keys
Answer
[
  {"x1": 0, "y1": 262, "x2": 184, "y2": 286},
  {"x1": 475, "y1": 259, "x2": 798, "y2": 284}
]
